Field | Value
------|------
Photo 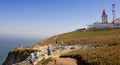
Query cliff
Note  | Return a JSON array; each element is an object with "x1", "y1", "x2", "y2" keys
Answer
[
  {"x1": 3, "y1": 39, "x2": 90, "y2": 65},
  {"x1": 3, "y1": 48, "x2": 37, "y2": 65}
]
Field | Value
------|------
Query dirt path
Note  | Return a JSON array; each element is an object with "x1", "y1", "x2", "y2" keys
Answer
[
  {"x1": 47, "y1": 57, "x2": 77, "y2": 65},
  {"x1": 13, "y1": 44, "x2": 89, "y2": 65},
  {"x1": 33, "y1": 44, "x2": 88, "y2": 65}
]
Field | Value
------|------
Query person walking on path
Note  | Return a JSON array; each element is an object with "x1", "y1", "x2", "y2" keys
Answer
[
  {"x1": 30, "y1": 52, "x2": 35, "y2": 65},
  {"x1": 36, "y1": 51, "x2": 40, "y2": 58},
  {"x1": 47, "y1": 46, "x2": 51, "y2": 56},
  {"x1": 18, "y1": 44, "x2": 23, "y2": 50}
]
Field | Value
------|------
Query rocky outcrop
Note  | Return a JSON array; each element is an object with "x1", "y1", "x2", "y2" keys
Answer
[
  {"x1": 3, "y1": 43, "x2": 89, "y2": 65},
  {"x1": 3, "y1": 48, "x2": 37, "y2": 65}
]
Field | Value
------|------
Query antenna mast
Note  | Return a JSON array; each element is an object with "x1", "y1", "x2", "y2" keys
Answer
[{"x1": 112, "y1": 4, "x2": 115, "y2": 28}]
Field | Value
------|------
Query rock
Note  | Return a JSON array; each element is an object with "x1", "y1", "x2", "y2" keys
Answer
[{"x1": 3, "y1": 43, "x2": 88, "y2": 65}]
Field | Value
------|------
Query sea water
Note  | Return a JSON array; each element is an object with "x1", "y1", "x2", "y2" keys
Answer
[{"x1": 0, "y1": 37, "x2": 42, "y2": 65}]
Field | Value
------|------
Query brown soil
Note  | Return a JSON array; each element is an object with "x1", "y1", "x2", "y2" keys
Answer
[{"x1": 47, "y1": 57, "x2": 77, "y2": 65}]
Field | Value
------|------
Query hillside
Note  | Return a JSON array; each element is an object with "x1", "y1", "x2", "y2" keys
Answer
[
  {"x1": 35, "y1": 28, "x2": 120, "y2": 47},
  {"x1": 61, "y1": 46, "x2": 120, "y2": 65},
  {"x1": 3, "y1": 28, "x2": 120, "y2": 65},
  {"x1": 36, "y1": 28, "x2": 120, "y2": 65}
]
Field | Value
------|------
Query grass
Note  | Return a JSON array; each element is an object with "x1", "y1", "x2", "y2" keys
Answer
[
  {"x1": 34, "y1": 28, "x2": 120, "y2": 65},
  {"x1": 34, "y1": 28, "x2": 120, "y2": 47},
  {"x1": 61, "y1": 46, "x2": 120, "y2": 65}
]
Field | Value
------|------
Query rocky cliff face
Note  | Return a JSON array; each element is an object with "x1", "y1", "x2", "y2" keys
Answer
[
  {"x1": 3, "y1": 52, "x2": 21, "y2": 65},
  {"x1": 3, "y1": 48, "x2": 36, "y2": 65},
  {"x1": 3, "y1": 43, "x2": 87, "y2": 65}
]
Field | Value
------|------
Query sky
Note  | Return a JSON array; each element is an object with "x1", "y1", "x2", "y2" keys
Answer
[{"x1": 0, "y1": 0, "x2": 120, "y2": 38}]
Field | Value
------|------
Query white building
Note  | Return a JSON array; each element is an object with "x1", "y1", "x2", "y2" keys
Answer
[
  {"x1": 102, "y1": 10, "x2": 108, "y2": 24},
  {"x1": 87, "y1": 24, "x2": 113, "y2": 28},
  {"x1": 87, "y1": 10, "x2": 120, "y2": 29}
]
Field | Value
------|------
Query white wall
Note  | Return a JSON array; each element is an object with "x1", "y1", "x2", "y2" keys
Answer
[
  {"x1": 87, "y1": 23, "x2": 120, "y2": 29},
  {"x1": 115, "y1": 24, "x2": 120, "y2": 27},
  {"x1": 87, "y1": 24, "x2": 113, "y2": 28}
]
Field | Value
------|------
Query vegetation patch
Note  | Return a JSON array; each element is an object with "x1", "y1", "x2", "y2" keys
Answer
[
  {"x1": 61, "y1": 46, "x2": 120, "y2": 65},
  {"x1": 35, "y1": 28, "x2": 120, "y2": 47}
]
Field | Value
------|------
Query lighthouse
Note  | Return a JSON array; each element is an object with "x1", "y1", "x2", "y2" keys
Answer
[{"x1": 102, "y1": 10, "x2": 108, "y2": 24}]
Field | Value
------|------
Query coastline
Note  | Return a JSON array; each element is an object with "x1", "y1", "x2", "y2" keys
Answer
[{"x1": 0, "y1": 37, "x2": 41, "y2": 65}]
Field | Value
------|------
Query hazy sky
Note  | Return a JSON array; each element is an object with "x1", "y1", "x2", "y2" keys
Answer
[{"x1": 0, "y1": 0, "x2": 120, "y2": 38}]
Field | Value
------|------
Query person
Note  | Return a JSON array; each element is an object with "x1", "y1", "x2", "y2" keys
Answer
[
  {"x1": 55, "y1": 40, "x2": 58, "y2": 44},
  {"x1": 18, "y1": 44, "x2": 23, "y2": 49},
  {"x1": 61, "y1": 40, "x2": 64, "y2": 45},
  {"x1": 30, "y1": 52, "x2": 35, "y2": 65},
  {"x1": 47, "y1": 46, "x2": 51, "y2": 56},
  {"x1": 36, "y1": 51, "x2": 40, "y2": 58}
]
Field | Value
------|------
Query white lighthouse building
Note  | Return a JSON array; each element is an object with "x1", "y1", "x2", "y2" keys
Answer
[
  {"x1": 87, "y1": 10, "x2": 113, "y2": 29},
  {"x1": 86, "y1": 4, "x2": 120, "y2": 29},
  {"x1": 102, "y1": 10, "x2": 108, "y2": 24},
  {"x1": 86, "y1": 9, "x2": 120, "y2": 29}
]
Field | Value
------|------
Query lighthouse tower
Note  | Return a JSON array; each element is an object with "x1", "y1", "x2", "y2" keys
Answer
[{"x1": 102, "y1": 10, "x2": 108, "y2": 24}]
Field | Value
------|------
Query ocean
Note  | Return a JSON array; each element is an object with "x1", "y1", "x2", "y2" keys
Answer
[{"x1": 0, "y1": 37, "x2": 42, "y2": 65}]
